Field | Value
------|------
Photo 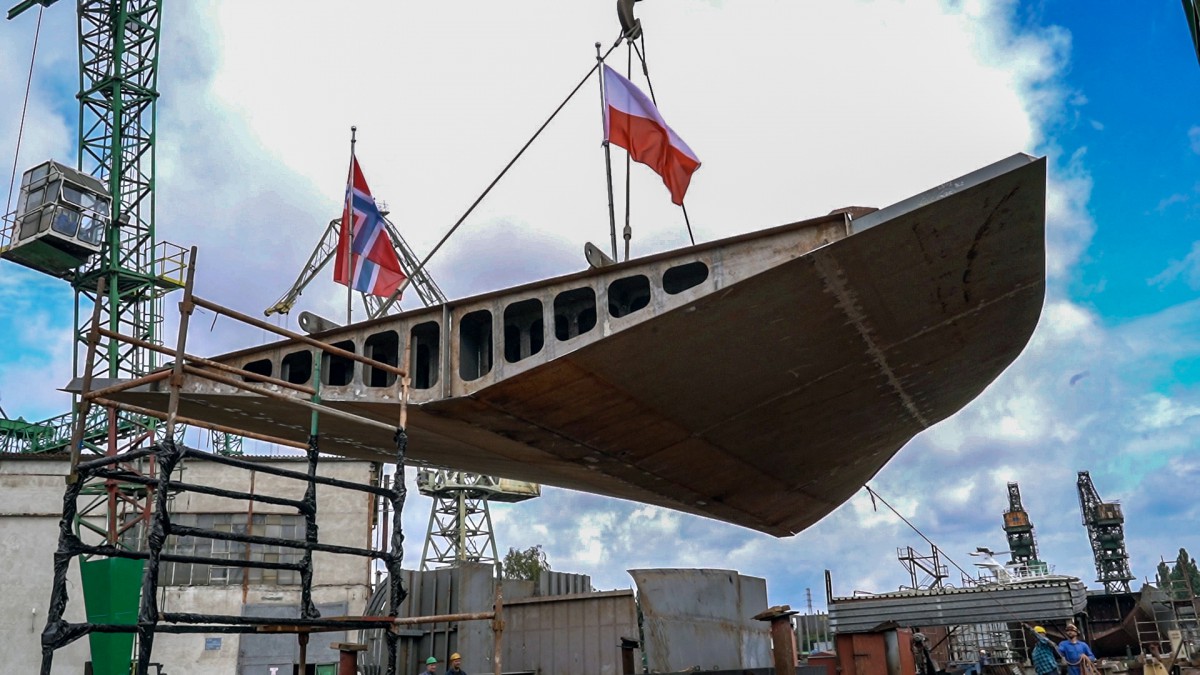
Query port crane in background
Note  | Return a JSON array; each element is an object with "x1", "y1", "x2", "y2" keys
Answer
[
  {"x1": 266, "y1": 202, "x2": 540, "y2": 571},
  {"x1": 1077, "y1": 470, "x2": 1135, "y2": 593},
  {"x1": 1003, "y1": 481, "x2": 1048, "y2": 574},
  {"x1": 416, "y1": 470, "x2": 540, "y2": 570},
  {"x1": 263, "y1": 205, "x2": 445, "y2": 325}
]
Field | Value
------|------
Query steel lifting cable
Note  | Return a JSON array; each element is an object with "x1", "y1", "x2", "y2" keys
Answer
[
  {"x1": 631, "y1": 35, "x2": 696, "y2": 247},
  {"x1": 5, "y1": 6, "x2": 44, "y2": 220},
  {"x1": 373, "y1": 31, "x2": 627, "y2": 317}
]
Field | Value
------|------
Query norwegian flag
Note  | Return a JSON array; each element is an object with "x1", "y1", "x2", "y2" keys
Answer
[{"x1": 334, "y1": 157, "x2": 407, "y2": 298}]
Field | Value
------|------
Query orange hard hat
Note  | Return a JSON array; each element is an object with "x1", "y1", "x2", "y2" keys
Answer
[{"x1": 450, "y1": 653, "x2": 462, "y2": 661}]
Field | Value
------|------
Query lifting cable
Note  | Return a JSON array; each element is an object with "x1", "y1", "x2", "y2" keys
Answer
[
  {"x1": 374, "y1": 31, "x2": 627, "y2": 317},
  {"x1": 865, "y1": 484, "x2": 987, "y2": 583},
  {"x1": 630, "y1": 35, "x2": 696, "y2": 247},
  {"x1": 5, "y1": 6, "x2": 44, "y2": 220}
]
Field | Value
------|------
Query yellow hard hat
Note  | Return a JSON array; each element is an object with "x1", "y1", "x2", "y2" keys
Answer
[
  {"x1": 1033, "y1": 626, "x2": 1046, "y2": 634},
  {"x1": 450, "y1": 653, "x2": 462, "y2": 661}
]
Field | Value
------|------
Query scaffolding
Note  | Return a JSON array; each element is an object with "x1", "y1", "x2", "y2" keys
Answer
[
  {"x1": 1137, "y1": 574, "x2": 1200, "y2": 667},
  {"x1": 38, "y1": 249, "x2": 506, "y2": 675}
]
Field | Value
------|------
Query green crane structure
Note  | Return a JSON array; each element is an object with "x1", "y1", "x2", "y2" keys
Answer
[
  {"x1": 3, "y1": 0, "x2": 177, "y2": 454},
  {"x1": 1002, "y1": 481, "x2": 1048, "y2": 575},
  {"x1": 2, "y1": 3, "x2": 217, "y2": 672},
  {"x1": 1077, "y1": 470, "x2": 1135, "y2": 594},
  {"x1": 1, "y1": 0, "x2": 239, "y2": 457}
]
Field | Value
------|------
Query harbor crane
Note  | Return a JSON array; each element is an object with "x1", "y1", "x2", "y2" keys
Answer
[
  {"x1": 1002, "y1": 481, "x2": 1047, "y2": 573},
  {"x1": 263, "y1": 207, "x2": 444, "y2": 323},
  {"x1": 1077, "y1": 471, "x2": 1134, "y2": 593}
]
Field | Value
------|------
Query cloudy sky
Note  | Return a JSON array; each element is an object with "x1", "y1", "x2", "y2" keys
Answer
[{"x1": 1, "y1": 0, "x2": 1198, "y2": 609}]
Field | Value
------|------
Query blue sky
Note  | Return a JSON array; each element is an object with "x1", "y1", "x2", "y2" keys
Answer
[{"x1": 1, "y1": 0, "x2": 1199, "y2": 609}]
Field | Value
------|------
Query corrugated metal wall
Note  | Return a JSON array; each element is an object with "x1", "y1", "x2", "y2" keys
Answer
[
  {"x1": 362, "y1": 566, "x2": 776, "y2": 674},
  {"x1": 501, "y1": 589, "x2": 638, "y2": 675},
  {"x1": 362, "y1": 566, "x2": 608, "y2": 674},
  {"x1": 362, "y1": 564, "x2": 496, "y2": 675}
]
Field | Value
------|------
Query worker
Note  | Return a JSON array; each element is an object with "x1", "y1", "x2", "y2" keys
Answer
[
  {"x1": 1026, "y1": 625, "x2": 1061, "y2": 675},
  {"x1": 447, "y1": 652, "x2": 467, "y2": 674},
  {"x1": 1057, "y1": 623, "x2": 1097, "y2": 675},
  {"x1": 421, "y1": 655, "x2": 439, "y2": 675}
]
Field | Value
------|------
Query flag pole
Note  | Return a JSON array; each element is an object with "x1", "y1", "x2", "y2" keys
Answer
[
  {"x1": 623, "y1": 41, "x2": 633, "y2": 262},
  {"x1": 346, "y1": 126, "x2": 357, "y2": 326},
  {"x1": 596, "y1": 42, "x2": 619, "y2": 262}
]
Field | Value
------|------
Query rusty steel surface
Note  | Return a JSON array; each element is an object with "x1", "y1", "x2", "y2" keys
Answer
[
  {"x1": 108, "y1": 154, "x2": 1047, "y2": 537},
  {"x1": 631, "y1": 568, "x2": 773, "y2": 672}
]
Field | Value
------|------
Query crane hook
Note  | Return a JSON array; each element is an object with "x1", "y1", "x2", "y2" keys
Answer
[{"x1": 617, "y1": 0, "x2": 642, "y2": 41}]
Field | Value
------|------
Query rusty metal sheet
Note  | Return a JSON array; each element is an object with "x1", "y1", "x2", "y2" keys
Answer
[
  {"x1": 631, "y1": 568, "x2": 772, "y2": 672},
  {"x1": 106, "y1": 155, "x2": 1046, "y2": 537}
]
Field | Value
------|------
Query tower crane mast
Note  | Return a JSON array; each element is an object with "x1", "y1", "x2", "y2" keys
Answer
[
  {"x1": 1077, "y1": 470, "x2": 1134, "y2": 593},
  {"x1": 3, "y1": 0, "x2": 187, "y2": 457}
]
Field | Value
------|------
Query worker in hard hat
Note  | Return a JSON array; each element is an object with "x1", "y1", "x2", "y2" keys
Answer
[
  {"x1": 1058, "y1": 624, "x2": 1097, "y2": 675},
  {"x1": 1025, "y1": 624, "x2": 1061, "y2": 675},
  {"x1": 422, "y1": 655, "x2": 440, "y2": 675},
  {"x1": 447, "y1": 652, "x2": 467, "y2": 675}
]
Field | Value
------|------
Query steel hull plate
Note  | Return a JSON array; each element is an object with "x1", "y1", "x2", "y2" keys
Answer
[{"x1": 112, "y1": 155, "x2": 1046, "y2": 537}]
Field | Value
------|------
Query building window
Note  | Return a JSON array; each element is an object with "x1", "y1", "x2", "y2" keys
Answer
[{"x1": 124, "y1": 513, "x2": 305, "y2": 586}]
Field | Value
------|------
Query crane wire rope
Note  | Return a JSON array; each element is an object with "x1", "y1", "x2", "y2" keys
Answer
[
  {"x1": 374, "y1": 32, "x2": 627, "y2": 317},
  {"x1": 5, "y1": 6, "x2": 44, "y2": 221},
  {"x1": 630, "y1": 36, "x2": 696, "y2": 247}
]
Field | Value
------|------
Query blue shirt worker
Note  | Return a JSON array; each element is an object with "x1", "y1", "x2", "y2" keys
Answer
[
  {"x1": 420, "y1": 656, "x2": 439, "y2": 675},
  {"x1": 1028, "y1": 625, "x2": 1060, "y2": 675},
  {"x1": 1057, "y1": 624, "x2": 1096, "y2": 675}
]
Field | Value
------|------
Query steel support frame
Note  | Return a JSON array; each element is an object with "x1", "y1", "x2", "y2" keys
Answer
[{"x1": 421, "y1": 488, "x2": 500, "y2": 571}]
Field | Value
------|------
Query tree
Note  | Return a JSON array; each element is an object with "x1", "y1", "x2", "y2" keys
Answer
[
  {"x1": 1156, "y1": 548, "x2": 1200, "y2": 600},
  {"x1": 501, "y1": 544, "x2": 550, "y2": 582}
]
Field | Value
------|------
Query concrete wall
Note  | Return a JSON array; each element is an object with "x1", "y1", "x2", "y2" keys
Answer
[
  {"x1": 0, "y1": 453, "x2": 376, "y2": 675},
  {"x1": 0, "y1": 456, "x2": 92, "y2": 674}
]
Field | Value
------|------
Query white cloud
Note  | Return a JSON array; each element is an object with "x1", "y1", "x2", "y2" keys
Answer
[
  {"x1": 1149, "y1": 241, "x2": 1200, "y2": 290},
  {"x1": 1190, "y1": 126, "x2": 1200, "y2": 155}
]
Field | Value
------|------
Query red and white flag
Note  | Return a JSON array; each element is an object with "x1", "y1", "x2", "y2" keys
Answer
[{"x1": 602, "y1": 65, "x2": 701, "y2": 206}]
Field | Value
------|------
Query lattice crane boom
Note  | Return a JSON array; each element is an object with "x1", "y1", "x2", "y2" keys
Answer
[
  {"x1": 265, "y1": 213, "x2": 446, "y2": 320},
  {"x1": 1077, "y1": 470, "x2": 1134, "y2": 593}
]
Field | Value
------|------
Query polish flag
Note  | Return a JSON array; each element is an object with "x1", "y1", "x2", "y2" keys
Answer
[{"x1": 602, "y1": 65, "x2": 701, "y2": 206}]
